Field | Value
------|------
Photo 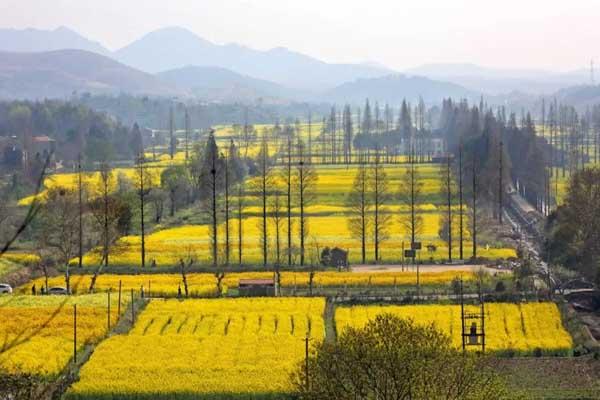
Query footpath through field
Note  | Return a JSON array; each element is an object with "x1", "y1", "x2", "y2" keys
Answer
[{"x1": 351, "y1": 263, "x2": 510, "y2": 274}]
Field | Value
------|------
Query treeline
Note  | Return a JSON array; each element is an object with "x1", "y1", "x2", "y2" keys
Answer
[
  {"x1": 439, "y1": 98, "x2": 551, "y2": 215},
  {"x1": 74, "y1": 94, "x2": 331, "y2": 130},
  {"x1": 545, "y1": 167, "x2": 600, "y2": 283},
  {"x1": 0, "y1": 100, "x2": 142, "y2": 165}
]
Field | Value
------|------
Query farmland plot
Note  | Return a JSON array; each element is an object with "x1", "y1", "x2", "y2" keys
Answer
[
  {"x1": 336, "y1": 303, "x2": 572, "y2": 355},
  {"x1": 66, "y1": 297, "x2": 325, "y2": 399},
  {"x1": 0, "y1": 294, "x2": 122, "y2": 376}
]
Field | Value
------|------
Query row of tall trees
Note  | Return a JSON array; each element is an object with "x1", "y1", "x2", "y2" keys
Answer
[{"x1": 252, "y1": 134, "x2": 318, "y2": 269}]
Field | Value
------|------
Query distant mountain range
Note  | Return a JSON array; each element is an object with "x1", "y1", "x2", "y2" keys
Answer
[
  {"x1": 157, "y1": 65, "x2": 308, "y2": 102},
  {"x1": 0, "y1": 26, "x2": 596, "y2": 107},
  {"x1": 326, "y1": 74, "x2": 477, "y2": 104},
  {"x1": 405, "y1": 63, "x2": 590, "y2": 95},
  {"x1": 115, "y1": 27, "x2": 393, "y2": 90},
  {"x1": 0, "y1": 26, "x2": 110, "y2": 56},
  {"x1": 0, "y1": 50, "x2": 178, "y2": 99}
]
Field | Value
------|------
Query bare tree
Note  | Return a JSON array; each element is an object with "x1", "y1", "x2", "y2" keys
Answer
[
  {"x1": 253, "y1": 133, "x2": 272, "y2": 267},
  {"x1": 370, "y1": 154, "x2": 391, "y2": 262},
  {"x1": 88, "y1": 162, "x2": 126, "y2": 292},
  {"x1": 399, "y1": 151, "x2": 423, "y2": 247},
  {"x1": 223, "y1": 152, "x2": 231, "y2": 266},
  {"x1": 439, "y1": 155, "x2": 454, "y2": 262},
  {"x1": 295, "y1": 138, "x2": 318, "y2": 266},
  {"x1": 134, "y1": 154, "x2": 153, "y2": 269},
  {"x1": 347, "y1": 160, "x2": 371, "y2": 263},
  {"x1": 37, "y1": 188, "x2": 79, "y2": 293},
  {"x1": 284, "y1": 136, "x2": 294, "y2": 266},
  {"x1": 236, "y1": 182, "x2": 245, "y2": 266}
]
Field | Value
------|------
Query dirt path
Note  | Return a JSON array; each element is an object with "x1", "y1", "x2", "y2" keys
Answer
[{"x1": 351, "y1": 264, "x2": 510, "y2": 274}]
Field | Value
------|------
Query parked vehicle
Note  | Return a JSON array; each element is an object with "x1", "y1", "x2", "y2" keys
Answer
[
  {"x1": 48, "y1": 286, "x2": 69, "y2": 295},
  {"x1": 0, "y1": 283, "x2": 13, "y2": 294}
]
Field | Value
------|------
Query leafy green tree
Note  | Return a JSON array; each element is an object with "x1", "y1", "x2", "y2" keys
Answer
[
  {"x1": 161, "y1": 165, "x2": 189, "y2": 216},
  {"x1": 546, "y1": 167, "x2": 600, "y2": 282},
  {"x1": 293, "y1": 314, "x2": 508, "y2": 400}
]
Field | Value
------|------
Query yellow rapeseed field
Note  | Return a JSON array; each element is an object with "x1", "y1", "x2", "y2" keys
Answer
[
  {"x1": 0, "y1": 294, "x2": 122, "y2": 376},
  {"x1": 66, "y1": 297, "x2": 325, "y2": 398},
  {"x1": 18, "y1": 166, "x2": 162, "y2": 206},
  {"x1": 335, "y1": 303, "x2": 572, "y2": 354},
  {"x1": 78, "y1": 212, "x2": 514, "y2": 266},
  {"x1": 23, "y1": 270, "x2": 474, "y2": 296}
]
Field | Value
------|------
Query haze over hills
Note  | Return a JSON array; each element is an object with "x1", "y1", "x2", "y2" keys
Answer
[
  {"x1": 157, "y1": 65, "x2": 309, "y2": 102},
  {"x1": 406, "y1": 63, "x2": 590, "y2": 95},
  {"x1": 327, "y1": 74, "x2": 477, "y2": 105},
  {"x1": 0, "y1": 26, "x2": 111, "y2": 56},
  {"x1": 0, "y1": 49, "x2": 179, "y2": 100},
  {"x1": 0, "y1": 26, "x2": 595, "y2": 106},
  {"x1": 114, "y1": 27, "x2": 394, "y2": 90}
]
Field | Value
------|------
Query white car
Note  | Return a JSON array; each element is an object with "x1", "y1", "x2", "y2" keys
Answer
[
  {"x1": 0, "y1": 283, "x2": 13, "y2": 294},
  {"x1": 48, "y1": 286, "x2": 69, "y2": 295}
]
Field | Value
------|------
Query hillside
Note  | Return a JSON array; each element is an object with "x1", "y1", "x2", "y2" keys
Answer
[
  {"x1": 0, "y1": 49, "x2": 179, "y2": 99},
  {"x1": 115, "y1": 27, "x2": 392, "y2": 90},
  {"x1": 554, "y1": 84, "x2": 600, "y2": 108},
  {"x1": 157, "y1": 65, "x2": 306, "y2": 102},
  {"x1": 405, "y1": 63, "x2": 588, "y2": 95},
  {"x1": 0, "y1": 26, "x2": 110, "y2": 56},
  {"x1": 326, "y1": 74, "x2": 477, "y2": 105}
]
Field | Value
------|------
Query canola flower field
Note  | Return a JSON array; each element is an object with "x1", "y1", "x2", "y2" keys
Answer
[
  {"x1": 22, "y1": 269, "x2": 476, "y2": 297},
  {"x1": 0, "y1": 294, "x2": 123, "y2": 376},
  {"x1": 335, "y1": 303, "x2": 572, "y2": 355},
  {"x1": 79, "y1": 214, "x2": 514, "y2": 267},
  {"x1": 66, "y1": 297, "x2": 325, "y2": 399},
  {"x1": 17, "y1": 124, "x2": 516, "y2": 267},
  {"x1": 74, "y1": 163, "x2": 515, "y2": 267}
]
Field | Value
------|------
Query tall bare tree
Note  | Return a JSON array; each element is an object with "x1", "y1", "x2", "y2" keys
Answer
[
  {"x1": 347, "y1": 160, "x2": 371, "y2": 263},
  {"x1": 399, "y1": 150, "x2": 423, "y2": 247},
  {"x1": 295, "y1": 138, "x2": 318, "y2": 265},
  {"x1": 284, "y1": 136, "x2": 294, "y2": 266},
  {"x1": 254, "y1": 134, "x2": 272, "y2": 267},
  {"x1": 370, "y1": 154, "x2": 391, "y2": 262},
  {"x1": 439, "y1": 155, "x2": 454, "y2": 262},
  {"x1": 38, "y1": 188, "x2": 79, "y2": 293},
  {"x1": 236, "y1": 182, "x2": 245, "y2": 266},
  {"x1": 134, "y1": 154, "x2": 153, "y2": 269}
]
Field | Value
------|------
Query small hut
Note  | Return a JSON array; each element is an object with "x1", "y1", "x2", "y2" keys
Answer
[{"x1": 238, "y1": 278, "x2": 275, "y2": 297}]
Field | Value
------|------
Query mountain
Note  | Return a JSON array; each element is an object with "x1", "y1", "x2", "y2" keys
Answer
[
  {"x1": 157, "y1": 65, "x2": 307, "y2": 102},
  {"x1": 0, "y1": 49, "x2": 179, "y2": 100},
  {"x1": 553, "y1": 84, "x2": 600, "y2": 108},
  {"x1": 405, "y1": 63, "x2": 589, "y2": 95},
  {"x1": 326, "y1": 74, "x2": 477, "y2": 105},
  {"x1": 0, "y1": 26, "x2": 111, "y2": 56},
  {"x1": 115, "y1": 27, "x2": 393, "y2": 90}
]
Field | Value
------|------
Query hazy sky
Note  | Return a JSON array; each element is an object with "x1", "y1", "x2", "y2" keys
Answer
[{"x1": 2, "y1": 0, "x2": 599, "y2": 72}]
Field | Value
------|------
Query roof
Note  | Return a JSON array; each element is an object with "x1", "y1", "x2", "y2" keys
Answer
[
  {"x1": 239, "y1": 279, "x2": 275, "y2": 286},
  {"x1": 32, "y1": 136, "x2": 55, "y2": 143}
]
